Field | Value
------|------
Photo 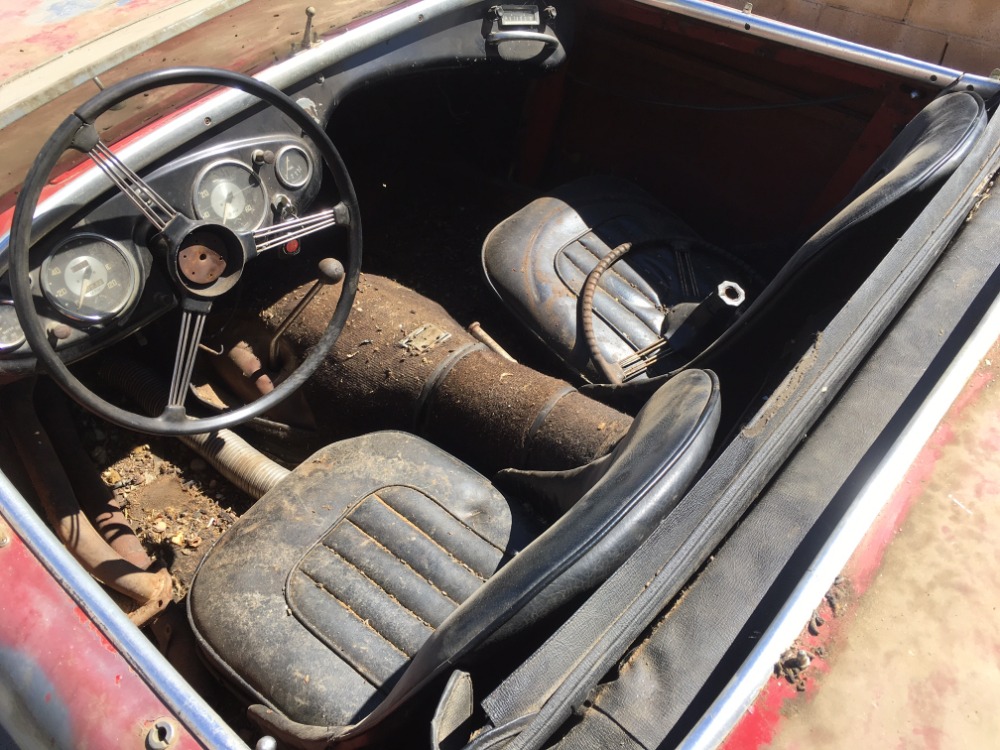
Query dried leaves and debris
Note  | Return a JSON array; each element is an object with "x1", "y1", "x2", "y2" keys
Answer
[
  {"x1": 775, "y1": 648, "x2": 812, "y2": 692},
  {"x1": 772, "y1": 576, "x2": 849, "y2": 693},
  {"x1": 78, "y1": 413, "x2": 252, "y2": 599},
  {"x1": 807, "y1": 610, "x2": 825, "y2": 636},
  {"x1": 825, "y1": 575, "x2": 851, "y2": 616}
]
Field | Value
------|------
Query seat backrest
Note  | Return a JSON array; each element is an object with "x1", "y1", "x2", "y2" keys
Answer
[
  {"x1": 595, "y1": 90, "x2": 988, "y2": 408},
  {"x1": 785, "y1": 91, "x2": 985, "y2": 280},
  {"x1": 353, "y1": 368, "x2": 721, "y2": 733},
  {"x1": 708, "y1": 90, "x2": 987, "y2": 356}
]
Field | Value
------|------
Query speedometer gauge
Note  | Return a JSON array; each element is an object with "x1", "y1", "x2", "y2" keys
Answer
[
  {"x1": 40, "y1": 234, "x2": 140, "y2": 324},
  {"x1": 192, "y1": 161, "x2": 268, "y2": 233},
  {"x1": 0, "y1": 301, "x2": 25, "y2": 352}
]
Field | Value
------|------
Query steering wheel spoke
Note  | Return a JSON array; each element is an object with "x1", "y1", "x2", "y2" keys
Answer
[
  {"x1": 252, "y1": 206, "x2": 339, "y2": 255},
  {"x1": 167, "y1": 300, "x2": 211, "y2": 411},
  {"x1": 88, "y1": 139, "x2": 177, "y2": 231}
]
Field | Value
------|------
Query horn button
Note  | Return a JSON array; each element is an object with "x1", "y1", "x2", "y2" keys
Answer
[
  {"x1": 170, "y1": 225, "x2": 246, "y2": 297},
  {"x1": 179, "y1": 239, "x2": 227, "y2": 284}
]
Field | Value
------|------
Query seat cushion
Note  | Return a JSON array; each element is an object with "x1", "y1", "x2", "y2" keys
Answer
[
  {"x1": 188, "y1": 431, "x2": 539, "y2": 727},
  {"x1": 482, "y1": 175, "x2": 758, "y2": 381}
]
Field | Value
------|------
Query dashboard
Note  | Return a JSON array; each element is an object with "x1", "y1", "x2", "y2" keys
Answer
[{"x1": 0, "y1": 130, "x2": 323, "y2": 374}]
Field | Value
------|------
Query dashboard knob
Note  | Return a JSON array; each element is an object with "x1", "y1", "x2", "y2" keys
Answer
[
  {"x1": 48, "y1": 324, "x2": 72, "y2": 343},
  {"x1": 251, "y1": 149, "x2": 275, "y2": 166}
]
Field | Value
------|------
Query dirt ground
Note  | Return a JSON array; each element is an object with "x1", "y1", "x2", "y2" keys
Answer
[{"x1": 764, "y1": 346, "x2": 1000, "y2": 748}]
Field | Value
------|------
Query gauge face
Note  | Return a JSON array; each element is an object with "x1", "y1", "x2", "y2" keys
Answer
[
  {"x1": 40, "y1": 234, "x2": 140, "y2": 324},
  {"x1": 0, "y1": 301, "x2": 25, "y2": 353},
  {"x1": 192, "y1": 161, "x2": 268, "y2": 232},
  {"x1": 275, "y1": 145, "x2": 312, "y2": 190}
]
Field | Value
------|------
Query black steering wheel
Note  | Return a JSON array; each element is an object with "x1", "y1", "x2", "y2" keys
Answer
[{"x1": 9, "y1": 68, "x2": 360, "y2": 436}]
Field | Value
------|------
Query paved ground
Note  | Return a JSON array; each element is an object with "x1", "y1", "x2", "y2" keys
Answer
[
  {"x1": 764, "y1": 343, "x2": 1000, "y2": 748},
  {"x1": 0, "y1": 0, "x2": 240, "y2": 84}
]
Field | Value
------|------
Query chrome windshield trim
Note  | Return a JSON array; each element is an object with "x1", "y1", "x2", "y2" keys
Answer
[
  {"x1": 635, "y1": 0, "x2": 999, "y2": 90},
  {"x1": 678, "y1": 266, "x2": 1000, "y2": 750},
  {"x1": 0, "y1": 472, "x2": 249, "y2": 749}
]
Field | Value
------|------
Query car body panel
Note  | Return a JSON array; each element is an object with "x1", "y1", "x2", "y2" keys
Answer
[
  {"x1": 0, "y1": 511, "x2": 208, "y2": 749},
  {"x1": 0, "y1": 0, "x2": 412, "y2": 212},
  {"x1": 0, "y1": 1, "x2": 998, "y2": 748},
  {"x1": 0, "y1": 0, "x2": 250, "y2": 126}
]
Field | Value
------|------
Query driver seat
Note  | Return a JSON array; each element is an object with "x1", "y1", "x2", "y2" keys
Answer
[{"x1": 188, "y1": 369, "x2": 720, "y2": 743}]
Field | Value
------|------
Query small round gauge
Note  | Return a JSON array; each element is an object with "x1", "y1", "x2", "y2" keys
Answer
[
  {"x1": 275, "y1": 145, "x2": 312, "y2": 190},
  {"x1": 0, "y1": 300, "x2": 25, "y2": 353},
  {"x1": 40, "y1": 234, "x2": 140, "y2": 324},
  {"x1": 192, "y1": 161, "x2": 268, "y2": 233}
]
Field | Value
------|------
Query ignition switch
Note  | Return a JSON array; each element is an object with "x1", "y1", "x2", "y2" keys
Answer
[
  {"x1": 272, "y1": 195, "x2": 301, "y2": 255},
  {"x1": 273, "y1": 195, "x2": 296, "y2": 221}
]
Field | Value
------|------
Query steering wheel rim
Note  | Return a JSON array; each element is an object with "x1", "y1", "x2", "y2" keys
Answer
[{"x1": 9, "y1": 67, "x2": 361, "y2": 436}]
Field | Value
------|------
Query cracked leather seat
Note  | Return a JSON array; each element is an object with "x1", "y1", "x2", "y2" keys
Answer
[
  {"x1": 188, "y1": 368, "x2": 720, "y2": 744},
  {"x1": 482, "y1": 91, "x2": 986, "y2": 383}
]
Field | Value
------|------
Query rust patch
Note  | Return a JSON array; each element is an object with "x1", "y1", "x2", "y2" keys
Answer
[{"x1": 178, "y1": 236, "x2": 227, "y2": 284}]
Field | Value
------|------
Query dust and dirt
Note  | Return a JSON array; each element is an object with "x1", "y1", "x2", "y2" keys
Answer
[
  {"x1": 76, "y1": 412, "x2": 251, "y2": 598},
  {"x1": 742, "y1": 336, "x2": 821, "y2": 439}
]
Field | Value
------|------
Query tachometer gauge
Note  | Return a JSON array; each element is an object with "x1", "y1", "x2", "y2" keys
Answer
[
  {"x1": 40, "y1": 234, "x2": 140, "y2": 324},
  {"x1": 192, "y1": 161, "x2": 268, "y2": 232},
  {"x1": 0, "y1": 300, "x2": 25, "y2": 352},
  {"x1": 275, "y1": 145, "x2": 312, "y2": 189}
]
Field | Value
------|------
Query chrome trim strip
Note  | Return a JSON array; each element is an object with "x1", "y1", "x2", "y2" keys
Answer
[
  {"x1": 634, "y1": 0, "x2": 998, "y2": 89},
  {"x1": 0, "y1": 473, "x2": 248, "y2": 749},
  {"x1": 679, "y1": 277, "x2": 1000, "y2": 750}
]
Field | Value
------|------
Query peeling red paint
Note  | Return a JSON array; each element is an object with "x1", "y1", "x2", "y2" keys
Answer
[
  {"x1": 719, "y1": 679, "x2": 787, "y2": 749},
  {"x1": 848, "y1": 361, "x2": 994, "y2": 599},
  {"x1": 72, "y1": 604, "x2": 117, "y2": 653},
  {"x1": 0, "y1": 85, "x2": 222, "y2": 235},
  {"x1": 947, "y1": 368, "x2": 993, "y2": 418}
]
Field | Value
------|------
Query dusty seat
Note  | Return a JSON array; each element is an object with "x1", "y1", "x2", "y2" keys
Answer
[
  {"x1": 482, "y1": 91, "x2": 986, "y2": 383},
  {"x1": 481, "y1": 175, "x2": 757, "y2": 382},
  {"x1": 188, "y1": 369, "x2": 720, "y2": 741}
]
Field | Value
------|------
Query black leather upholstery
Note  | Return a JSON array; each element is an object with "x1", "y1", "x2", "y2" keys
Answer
[
  {"x1": 189, "y1": 432, "x2": 534, "y2": 727},
  {"x1": 482, "y1": 91, "x2": 986, "y2": 383},
  {"x1": 188, "y1": 369, "x2": 720, "y2": 738}
]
